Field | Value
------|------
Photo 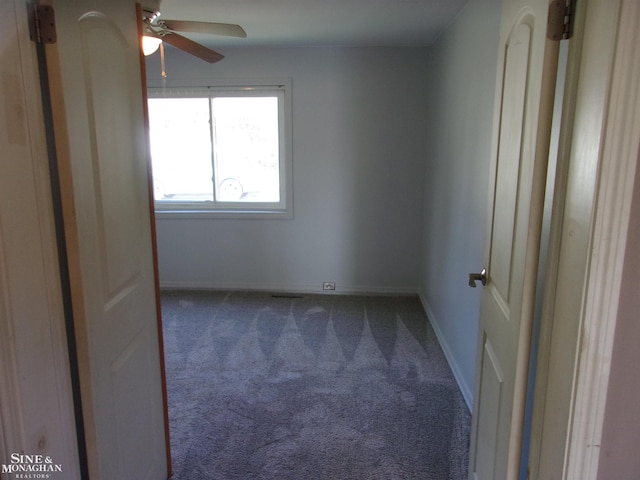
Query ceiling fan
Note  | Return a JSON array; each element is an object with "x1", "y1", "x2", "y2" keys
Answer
[{"x1": 141, "y1": 0, "x2": 246, "y2": 63}]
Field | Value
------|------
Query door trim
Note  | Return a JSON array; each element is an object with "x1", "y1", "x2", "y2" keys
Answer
[
  {"x1": 0, "y1": 0, "x2": 81, "y2": 476},
  {"x1": 529, "y1": 0, "x2": 640, "y2": 478},
  {"x1": 564, "y1": 0, "x2": 640, "y2": 476}
]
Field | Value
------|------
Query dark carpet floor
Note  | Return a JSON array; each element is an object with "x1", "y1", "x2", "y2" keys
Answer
[{"x1": 161, "y1": 290, "x2": 471, "y2": 479}]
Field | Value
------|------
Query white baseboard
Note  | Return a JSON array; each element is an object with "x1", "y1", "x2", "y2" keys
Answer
[
  {"x1": 419, "y1": 294, "x2": 474, "y2": 411},
  {"x1": 159, "y1": 280, "x2": 418, "y2": 296}
]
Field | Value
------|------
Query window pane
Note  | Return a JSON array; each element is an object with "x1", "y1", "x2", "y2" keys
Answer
[
  {"x1": 212, "y1": 97, "x2": 280, "y2": 202},
  {"x1": 148, "y1": 98, "x2": 214, "y2": 201}
]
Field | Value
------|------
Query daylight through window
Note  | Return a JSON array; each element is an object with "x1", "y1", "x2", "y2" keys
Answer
[{"x1": 147, "y1": 85, "x2": 290, "y2": 217}]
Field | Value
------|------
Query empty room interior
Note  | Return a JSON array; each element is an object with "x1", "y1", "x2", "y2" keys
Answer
[
  {"x1": 146, "y1": 0, "x2": 636, "y2": 478},
  {"x1": 3, "y1": 0, "x2": 640, "y2": 479},
  {"x1": 145, "y1": 0, "x2": 499, "y2": 477},
  {"x1": 147, "y1": 0, "x2": 497, "y2": 417},
  {"x1": 146, "y1": 0, "x2": 500, "y2": 479}
]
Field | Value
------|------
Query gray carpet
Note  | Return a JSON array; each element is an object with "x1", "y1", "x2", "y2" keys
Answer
[{"x1": 161, "y1": 290, "x2": 471, "y2": 479}]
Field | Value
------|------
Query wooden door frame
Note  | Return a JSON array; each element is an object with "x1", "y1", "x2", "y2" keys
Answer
[
  {"x1": 1, "y1": 2, "x2": 169, "y2": 478},
  {"x1": 0, "y1": 0, "x2": 81, "y2": 477},
  {"x1": 136, "y1": 4, "x2": 172, "y2": 475},
  {"x1": 529, "y1": 0, "x2": 640, "y2": 478}
]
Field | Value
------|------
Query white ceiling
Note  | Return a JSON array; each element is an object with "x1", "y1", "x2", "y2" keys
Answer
[{"x1": 153, "y1": 0, "x2": 470, "y2": 49}]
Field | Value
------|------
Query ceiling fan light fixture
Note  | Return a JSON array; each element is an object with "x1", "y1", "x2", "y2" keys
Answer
[
  {"x1": 142, "y1": 34, "x2": 162, "y2": 56},
  {"x1": 139, "y1": 0, "x2": 243, "y2": 63}
]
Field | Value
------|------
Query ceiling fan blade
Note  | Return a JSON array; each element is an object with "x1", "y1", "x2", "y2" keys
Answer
[
  {"x1": 161, "y1": 32, "x2": 224, "y2": 63},
  {"x1": 159, "y1": 20, "x2": 247, "y2": 38}
]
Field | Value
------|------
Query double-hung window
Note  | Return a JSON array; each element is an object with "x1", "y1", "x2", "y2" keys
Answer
[{"x1": 147, "y1": 82, "x2": 291, "y2": 218}]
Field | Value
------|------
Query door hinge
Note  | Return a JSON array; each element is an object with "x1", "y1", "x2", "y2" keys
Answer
[
  {"x1": 547, "y1": 0, "x2": 576, "y2": 41},
  {"x1": 29, "y1": 4, "x2": 57, "y2": 45}
]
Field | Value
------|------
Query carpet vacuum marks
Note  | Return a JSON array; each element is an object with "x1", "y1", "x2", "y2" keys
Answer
[{"x1": 161, "y1": 291, "x2": 470, "y2": 480}]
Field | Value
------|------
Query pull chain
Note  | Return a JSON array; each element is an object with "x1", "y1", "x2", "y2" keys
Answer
[{"x1": 160, "y1": 41, "x2": 167, "y2": 87}]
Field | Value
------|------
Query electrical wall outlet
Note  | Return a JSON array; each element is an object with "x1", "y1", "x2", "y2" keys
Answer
[{"x1": 322, "y1": 282, "x2": 336, "y2": 291}]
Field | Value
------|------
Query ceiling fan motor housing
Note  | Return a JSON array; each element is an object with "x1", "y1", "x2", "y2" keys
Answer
[{"x1": 142, "y1": 0, "x2": 162, "y2": 22}]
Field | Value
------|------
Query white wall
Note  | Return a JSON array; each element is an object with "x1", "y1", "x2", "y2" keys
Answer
[
  {"x1": 146, "y1": 47, "x2": 429, "y2": 294},
  {"x1": 418, "y1": 0, "x2": 501, "y2": 405},
  {"x1": 147, "y1": 3, "x2": 502, "y2": 404}
]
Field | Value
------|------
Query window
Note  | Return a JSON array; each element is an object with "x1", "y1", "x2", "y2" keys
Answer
[{"x1": 147, "y1": 82, "x2": 292, "y2": 218}]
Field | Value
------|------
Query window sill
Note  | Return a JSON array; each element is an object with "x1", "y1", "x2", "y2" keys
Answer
[{"x1": 153, "y1": 208, "x2": 293, "y2": 220}]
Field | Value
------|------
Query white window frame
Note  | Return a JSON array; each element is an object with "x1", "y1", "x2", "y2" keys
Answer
[{"x1": 148, "y1": 79, "x2": 293, "y2": 219}]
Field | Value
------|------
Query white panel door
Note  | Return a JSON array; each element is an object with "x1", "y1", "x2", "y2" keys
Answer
[
  {"x1": 45, "y1": 0, "x2": 167, "y2": 478},
  {"x1": 469, "y1": 0, "x2": 560, "y2": 478}
]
